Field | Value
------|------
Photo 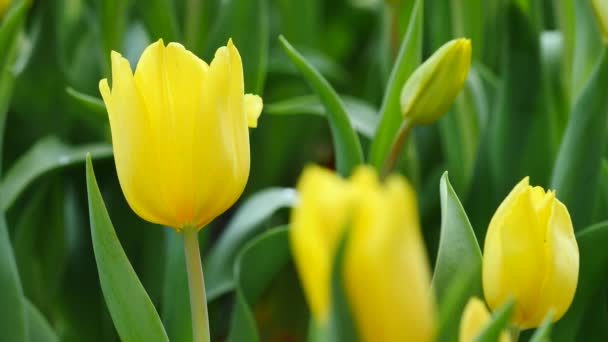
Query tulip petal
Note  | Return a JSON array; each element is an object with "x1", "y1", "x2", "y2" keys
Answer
[{"x1": 244, "y1": 94, "x2": 263, "y2": 128}]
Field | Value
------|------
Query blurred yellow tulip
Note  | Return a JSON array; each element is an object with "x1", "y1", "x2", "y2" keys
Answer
[
  {"x1": 0, "y1": 0, "x2": 9, "y2": 18},
  {"x1": 290, "y1": 165, "x2": 435, "y2": 341},
  {"x1": 459, "y1": 297, "x2": 510, "y2": 342},
  {"x1": 99, "y1": 39, "x2": 262, "y2": 231},
  {"x1": 400, "y1": 38, "x2": 471, "y2": 125},
  {"x1": 482, "y1": 177, "x2": 579, "y2": 329}
]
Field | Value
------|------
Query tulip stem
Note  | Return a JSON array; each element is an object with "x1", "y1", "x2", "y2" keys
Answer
[
  {"x1": 381, "y1": 118, "x2": 415, "y2": 178},
  {"x1": 183, "y1": 225, "x2": 210, "y2": 342}
]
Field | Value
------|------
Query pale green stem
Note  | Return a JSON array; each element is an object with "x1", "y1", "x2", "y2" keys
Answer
[
  {"x1": 182, "y1": 225, "x2": 210, "y2": 342},
  {"x1": 509, "y1": 326, "x2": 520, "y2": 341},
  {"x1": 381, "y1": 118, "x2": 415, "y2": 178}
]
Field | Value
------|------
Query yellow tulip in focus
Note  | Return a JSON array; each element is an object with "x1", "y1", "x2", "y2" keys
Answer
[
  {"x1": 290, "y1": 165, "x2": 435, "y2": 341},
  {"x1": 99, "y1": 39, "x2": 262, "y2": 231},
  {"x1": 400, "y1": 38, "x2": 471, "y2": 125},
  {"x1": 592, "y1": 0, "x2": 608, "y2": 41},
  {"x1": 459, "y1": 297, "x2": 510, "y2": 342},
  {"x1": 482, "y1": 177, "x2": 579, "y2": 329}
]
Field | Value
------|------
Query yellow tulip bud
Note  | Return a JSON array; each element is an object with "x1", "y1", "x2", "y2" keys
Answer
[
  {"x1": 459, "y1": 297, "x2": 510, "y2": 342},
  {"x1": 482, "y1": 177, "x2": 579, "y2": 330},
  {"x1": 99, "y1": 39, "x2": 263, "y2": 231},
  {"x1": 400, "y1": 38, "x2": 471, "y2": 125},
  {"x1": 592, "y1": 0, "x2": 608, "y2": 41},
  {"x1": 290, "y1": 165, "x2": 435, "y2": 341}
]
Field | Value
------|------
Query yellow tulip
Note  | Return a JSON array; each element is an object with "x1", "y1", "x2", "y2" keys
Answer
[
  {"x1": 459, "y1": 297, "x2": 510, "y2": 342},
  {"x1": 289, "y1": 165, "x2": 435, "y2": 341},
  {"x1": 482, "y1": 177, "x2": 579, "y2": 329},
  {"x1": 400, "y1": 38, "x2": 471, "y2": 125},
  {"x1": 99, "y1": 39, "x2": 262, "y2": 231},
  {"x1": 592, "y1": 0, "x2": 608, "y2": 41}
]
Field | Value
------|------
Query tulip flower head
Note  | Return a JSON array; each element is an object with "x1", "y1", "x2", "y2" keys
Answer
[
  {"x1": 290, "y1": 165, "x2": 435, "y2": 341},
  {"x1": 459, "y1": 297, "x2": 510, "y2": 342},
  {"x1": 482, "y1": 177, "x2": 579, "y2": 329},
  {"x1": 99, "y1": 39, "x2": 262, "y2": 231},
  {"x1": 400, "y1": 38, "x2": 471, "y2": 125}
]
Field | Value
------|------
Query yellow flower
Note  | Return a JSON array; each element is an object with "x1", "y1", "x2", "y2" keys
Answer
[
  {"x1": 459, "y1": 297, "x2": 510, "y2": 342},
  {"x1": 482, "y1": 177, "x2": 579, "y2": 329},
  {"x1": 592, "y1": 0, "x2": 608, "y2": 41},
  {"x1": 400, "y1": 38, "x2": 471, "y2": 125},
  {"x1": 99, "y1": 39, "x2": 262, "y2": 231},
  {"x1": 289, "y1": 165, "x2": 435, "y2": 341}
]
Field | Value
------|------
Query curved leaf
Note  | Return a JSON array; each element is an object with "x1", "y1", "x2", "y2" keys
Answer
[
  {"x1": 551, "y1": 47, "x2": 608, "y2": 229},
  {"x1": 65, "y1": 87, "x2": 107, "y2": 117},
  {"x1": 0, "y1": 214, "x2": 27, "y2": 341},
  {"x1": 265, "y1": 95, "x2": 378, "y2": 138},
  {"x1": 279, "y1": 35, "x2": 364, "y2": 176},
  {"x1": 26, "y1": 299, "x2": 60, "y2": 342},
  {"x1": 474, "y1": 299, "x2": 514, "y2": 342},
  {"x1": 529, "y1": 311, "x2": 553, "y2": 342},
  {"x1": 368, "y1": 0, "x2": 423, "y2": 169},
  {"x1": 1, "y1": 137, "x2": 112, "y2": 211},
  {"x1": 205, "y1": 188, "x2": 297, "y2": 301},
  {"x1": 85, "y1": 155, "x2": 169, "y2": 342},
  {"x1": 228, "y1": 227, "x2": 291, "y2": 342}
]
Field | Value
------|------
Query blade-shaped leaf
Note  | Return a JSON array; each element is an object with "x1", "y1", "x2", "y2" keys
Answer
[
  {"x1": 368, "y1": 0, "x2": 422, "y2": 169},
  {"x1": 205, "y1": 188, "x2": 297, "y2": 301},
  {"x1": 0, "y1": 214, "x2": 27, "y2": 341},
  {"x1": 227, "y1": 227, "x2": 291, "y2": 342},
  {"x1": 65, "y1": 87, "x2": 107, "y2": 118},
  {"x1": 551, "y1": 47, "x2": 608, "y2": 229},
  {"x1": 279, "y1": 35, "x2": 364, "y2": 176},
  {"x1": 265, "y1": 95, "x2": 378, "y2": 138},
  {"x1": 529, "y1": 311, "x2": 553, "y2": 342},
  {"x1": 1, "y1": 137, "x2": 112, "y2": 211},
  {"x1": 26, "y1": 299, "x2": 60, "y2": 342},
  {"x1": 474, "y1": 299, "x2": 514, "y2": 342},
  {"x1": 85, "y1": 155, "x2": 169, "y2": 342}
]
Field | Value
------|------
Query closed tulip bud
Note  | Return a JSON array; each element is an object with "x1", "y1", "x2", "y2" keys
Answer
[
  {"x1": 482, "y1": 177, "x2": 579, "y2": 329},
  {"x1": 99, "y1": 39, "x2": 262, "y2": 231},
  {"x1": 592, "y1": 0, "x2": 608, "y2": 41},
  {"x1": 400, "y1": 38, "x2": 471, "y2": 125},
  {"x1": 290, "y1": 165, "x2": 435, "y2": 341},
  {"x1": 459, "y1": 297, "x2": 510, "y2": 342}
]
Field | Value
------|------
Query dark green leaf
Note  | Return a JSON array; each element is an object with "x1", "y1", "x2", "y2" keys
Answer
[
  {"x1": 0, "y1": 214, "x2": 27, "y2": 341},
  {"x1": 368, "y1": 0, "x2": 422, "y2": 169},
  {"x1": 279, "y1": 35, "x2": 364, "y2": 176},
  {"x1": 85, "y1": 155, "x2": 169, "y2": 342},
  {"x1": 0, "y1": 0, "x2": 29, "y2": 71},
  {"x1": 551, "y1": 47, "x2": 608, "y2": 229},
  {"x1": 65, "y1": 87, "x2": 107, "y2": 117},
  {"x1": 1, "y1": 137, "x2": 112, "y2": 211},
  {"x1": 474, "y1": 299, "x2": 514, "y2": 342},
  {"x1": 205, "y1": 188, "x2": 297, "y2": 301},
  {"x1": 227, "y1": 226, "x2": 291, "y2": 342},
  {"x1": 26, "y1": 299, "x2": 60, "y2": 342},
  {"x1": 265, "y1": 95, "x2": 378, "y2": 138}
]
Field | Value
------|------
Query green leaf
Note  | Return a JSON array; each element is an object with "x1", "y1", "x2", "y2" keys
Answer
[
  {"x1": 474, "y1": 299, "x2": 515, "y2": 342},
  {"x1": 25, "y1": 299, "x2": 60, "y2": 342},
  {"x1": 65, "y1": 87, "x2": 107, "y2": 118},
  {"x1": 227, "y1": 227, "x2": 291, "y2": 342},
  {"x1": 136, "y1": 0, "x2": 180, "y2": 42},
  {"x1": 85, "y1": 155, "x2": 169, "y2": 342},
  {"x1": 551, "y1": 47, "x2": 608, "y2": 229},
  {"x1": 368, "y1": 0, "x2": 423, "y2": 169},
  {"x1": 0, "y1": 136, "x2": 112, "y2": 211},
  {"x1": 450, "y1": 0, "x2": 483, "y2": 60},
  {"x1": 279, "y1": 35, "x2": 364, "y2": 177},
  {"x1": 99, "y1": 0, "x2": 129, "y2": 74},
  {"x1": 0, "y1": 0, "x2": 29, "y2": 71},
  {"x1": 553, "y1": 221, "x2": 608, "y2": 341},
  {"x1": 529, "y1": 311, "x2": 553, "y2": 342},
  {"x1": 205, "y1": 0, "x2": 268, "y2": 94},
  {"x1": 265, "y1": 95, "x2": 378, "y2": 138},
  {"x1": 205, "y1": 188, "x2": 297, "y2": 301},
  {"x1": 0, "y1": 214, "x2": 27, "y2": 341}
]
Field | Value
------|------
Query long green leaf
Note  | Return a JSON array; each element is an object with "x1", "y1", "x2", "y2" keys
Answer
[
  {"x1": 279, "y1": 36, "x2": 363, "y2": 176},
  {"x1": 65, "y1": 87, "x2": 107, "y2": 117},
  {"x1": 85, "y1": 155, "x2": 169, "y2": 342},
  {"x1": 0, "y1": 214, "x2": 27, "y2": 341},
  {"x1": 227, "y1": 227, "x2": 291, "y2": 342},
  {"x1": 368, "y1": 0, "x2": 423, "y2": 169},
  {"x1": 26, "y1": 299, "x2": 60, "y2": 342},
  {"x1": 474, "y1": 299, "x2": 515, "y2": 342},
  {"x1": 551, "y1": 47, "x2": 608, "y2": 229},
  {"x1": 1, "y1": 137, "x2": 112, "y2": 211},
  {"x1": 553, "y1": 222, "x2": 608, "y2": 341},
  {"x1": 529, "y1": 311, "x2": 553, "y2": 342},
  {"x1": 265, "y1": 95, "x2": 378, "y2": 138},
  {"x1": 0, "y1": 0, "x2": 29, "y2": 71}
]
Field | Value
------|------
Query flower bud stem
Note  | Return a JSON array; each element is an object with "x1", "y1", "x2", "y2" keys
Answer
[
  {"x1": 183, "y1": 225, "x2": 210, "y2": 342},
  {"x1": 381, "y1": 118, "x2": 414, "y2": 178}
]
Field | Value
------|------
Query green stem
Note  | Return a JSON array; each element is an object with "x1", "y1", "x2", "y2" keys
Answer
[
  {"x1": 183, "y1": 225, "x2": 210, "y2": 342},
  {"x1": 381, "y1": 118, "x2": 414, "y2": 178}
]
